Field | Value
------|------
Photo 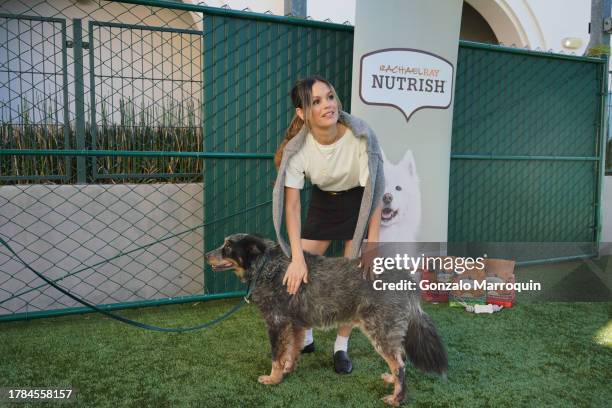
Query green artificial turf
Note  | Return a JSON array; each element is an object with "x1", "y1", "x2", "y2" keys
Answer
[{"x1": 1, "y1": 263, "x2": 611, "y2": 407}]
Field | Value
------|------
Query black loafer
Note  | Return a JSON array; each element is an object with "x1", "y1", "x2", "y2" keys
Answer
[
  {"x1": 301, "y1": 342, "x2": 315, "y2": 354},
  {"x1": 333, "y1": 350, "x2": 353, "y2": 374}
]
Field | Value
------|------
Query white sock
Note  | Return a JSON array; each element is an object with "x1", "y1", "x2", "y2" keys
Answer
[
  {"x1": 334, "y1": 335, "x2": 349, "y2": 353},
  {"x1": 303, "y1": 328, "x2": 314, "y2": 347}
]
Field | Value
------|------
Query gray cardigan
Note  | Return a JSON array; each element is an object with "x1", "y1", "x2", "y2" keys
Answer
[{"x1": 272, "y1": 111, "x2": 385, "y2": 259}]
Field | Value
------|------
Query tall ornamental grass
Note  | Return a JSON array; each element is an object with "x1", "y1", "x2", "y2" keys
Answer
[{"x1": 1, "y1": 95, "x2": 202, "y2": 184}]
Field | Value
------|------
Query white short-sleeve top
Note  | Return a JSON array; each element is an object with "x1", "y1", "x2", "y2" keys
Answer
[{"x1": 284, "y1": 128, "x2": 370, "y2": 191}]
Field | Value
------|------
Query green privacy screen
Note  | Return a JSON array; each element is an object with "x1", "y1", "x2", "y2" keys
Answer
[
  {"x1": 449, "y1": 42, "x2": 606, "y2": 261},
  {"x1": 201, "y1": 13, "x2": 353, "y2": 294}
]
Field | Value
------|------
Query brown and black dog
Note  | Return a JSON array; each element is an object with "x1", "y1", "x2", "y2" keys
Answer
[{"x1": 206, "y1": 233, "x2": 447, "y2": 406}]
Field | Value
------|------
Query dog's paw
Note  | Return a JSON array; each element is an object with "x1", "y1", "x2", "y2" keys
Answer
[
  {"x1": 258, "y1": 375, "x2": 282, "y2": 385},
  {"x1": 382, "y1": 394, "x2": 402, "y2": 407},
  {"x1": 381, "y1": 373, "x2": 395, "y2": 384}
]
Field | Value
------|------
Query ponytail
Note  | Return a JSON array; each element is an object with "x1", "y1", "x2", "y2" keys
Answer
[{"x1": 274, "y1": 114, "x2": 305, "y2": 169}]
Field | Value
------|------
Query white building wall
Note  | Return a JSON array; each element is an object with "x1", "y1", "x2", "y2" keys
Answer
[
  {"x1": 514, "y1": 0, "x2": 590, "y2": 53},
  {"x1": 185, "y1": 0, "x2": 283, "y2": 15},
  {"x1": 308, "y1": 0, "x2": 355, "y2": 24},
  {"x1": 307, "y1": 0, "x2": 591, "y2": 54},
  {"x1": 0, "y1": 184, "x2": 204, "y2": 316}
]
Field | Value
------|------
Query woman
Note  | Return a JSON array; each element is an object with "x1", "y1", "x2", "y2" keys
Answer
[{"x1": 272, "y1": 76, "x2": 385, "y2": 374}]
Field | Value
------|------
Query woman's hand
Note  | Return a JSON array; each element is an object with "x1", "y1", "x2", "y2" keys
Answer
[{"x1": 283, "y1": 258, "x2": 309, "y2": 295}]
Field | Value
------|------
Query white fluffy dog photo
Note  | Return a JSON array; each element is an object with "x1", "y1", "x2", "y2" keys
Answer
[{"x1": 379, "y1": 149, "x2": 422, "y2": 242}]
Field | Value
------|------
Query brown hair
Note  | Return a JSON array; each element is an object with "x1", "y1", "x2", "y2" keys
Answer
[{"x1": 274, "y1": 76, "x2": 343, "y2": 169}]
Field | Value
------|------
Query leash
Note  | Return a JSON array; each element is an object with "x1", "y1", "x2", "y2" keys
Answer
[
  {"x1": 0, "y1": 236, "x2": 251, "y2": 333},
  {"x1": 242, "y1": 252, "x2": 270, "y2": 304}
]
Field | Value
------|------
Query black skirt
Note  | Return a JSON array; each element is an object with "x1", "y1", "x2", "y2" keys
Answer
[{"x1": 301, "y1": 185, "x2": 365, "y2": 241}]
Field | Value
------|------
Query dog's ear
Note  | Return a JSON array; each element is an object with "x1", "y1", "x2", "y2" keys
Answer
[
  {"x1": 245, "y1": 235, "x2": 267, "y2": 256},
  {"x1": 400, "y1": 149, "x2": 417, "y2": 178},
  {"x1": 236, "y1": 235, "x2": 268, "y2": 270}
]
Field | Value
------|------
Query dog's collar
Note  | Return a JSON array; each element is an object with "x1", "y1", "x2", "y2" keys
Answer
[{"x1": 244, "y1": 252, "x2": 271, "y2": 303}]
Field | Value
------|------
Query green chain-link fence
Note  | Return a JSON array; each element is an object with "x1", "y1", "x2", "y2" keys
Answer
[
  {"x1": 0, "y1": 1, "x2": 608, "y2": 321},
  {"x1": 0, "y1": 0, "x2": 353, "y2": 321}
]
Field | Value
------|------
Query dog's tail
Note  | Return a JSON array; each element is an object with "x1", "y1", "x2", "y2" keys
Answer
[{"x1": 404, "y1": 310, "x2": 448, "y2": 375}]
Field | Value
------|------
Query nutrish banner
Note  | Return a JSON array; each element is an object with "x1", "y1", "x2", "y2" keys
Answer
[{"x1": 351, "y1": 0, "x2": 463, "y2": 243}]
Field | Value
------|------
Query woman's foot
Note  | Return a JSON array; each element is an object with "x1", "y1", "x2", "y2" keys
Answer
[
  {"x1": 301, "y1": 328, "x2": 315, "y2": 353},
  {"x1": 333, "y1": 335, "x2": 352, "y2": 373},
  {"x1": 333, "y1": 350, "x2": 353, "y2": 374},
  {"x1": 301, "y1": 342, "x2": 315, "y2": 353}
]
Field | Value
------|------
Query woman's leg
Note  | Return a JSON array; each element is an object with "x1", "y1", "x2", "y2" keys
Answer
[
  {"x1": 337, "y1": 239, "x2": 354, "y2": 339},
  {"x1": 299, "y1": 239, "x2": 331, "y2": 353},
  {"x1": 338, "y1": 239, "x2": 354, "y2": 338},
  {"x1": 301, "y1": 239, "x2": 331, "y2": 256},
  {"x1": 343, "y1": 239, "x2": 353, "y2": 258},
  {"x1": 332, "y1": 240, "x2": 355, "y2": 374}
]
